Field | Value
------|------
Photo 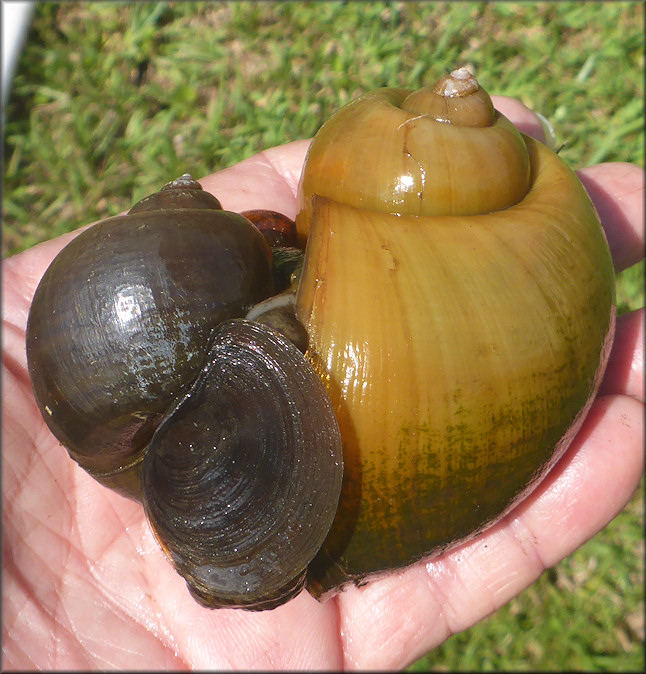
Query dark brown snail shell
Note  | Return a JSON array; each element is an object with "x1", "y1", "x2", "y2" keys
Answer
[
  {"x1": 26, "y1": 175, "x2": 343, "y2": 609},
  {"x1": 27, "y1": 175, "x2": 275, "y2": 495},
  {"x1": 143, "y1": 319, "x2": 342, "y2": 610}
]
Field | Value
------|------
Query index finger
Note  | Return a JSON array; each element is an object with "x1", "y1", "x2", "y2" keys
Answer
[{"x1": 577, "y1": 163, "x2": 645, "y2": 273}]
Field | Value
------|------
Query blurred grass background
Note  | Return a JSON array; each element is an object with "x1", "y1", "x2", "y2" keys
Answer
[{"x1": 3, "y1": 2, "x2": 643, "y2": 670}]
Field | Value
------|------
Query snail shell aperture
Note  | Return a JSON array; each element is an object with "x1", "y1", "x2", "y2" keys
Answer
[
  {"x1": 143, "y1": 319, "x2": 342, "y2": 609},
  {"x1": 25, "y1": 69, "x2": 616, "y2": 609}
]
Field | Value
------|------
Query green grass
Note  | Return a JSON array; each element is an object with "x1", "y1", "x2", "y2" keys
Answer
[{"x1": 4, "y1": 2, "x2": 643, "y2": 670}]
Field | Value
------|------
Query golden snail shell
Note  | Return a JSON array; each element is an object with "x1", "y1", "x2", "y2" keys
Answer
[{"x1": 294, "y1": 68, "x2": 616, "y2": 596}]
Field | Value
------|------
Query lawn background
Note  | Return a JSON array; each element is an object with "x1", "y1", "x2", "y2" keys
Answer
[{"x1": 3, "y1": 2, "x2": 644, "y2": 670}]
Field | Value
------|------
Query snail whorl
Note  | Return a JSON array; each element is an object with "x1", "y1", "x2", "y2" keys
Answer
[{"x1": 295, "y1": 69, "x2": 531, "y2": 240}]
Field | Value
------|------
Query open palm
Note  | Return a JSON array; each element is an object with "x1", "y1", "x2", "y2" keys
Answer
[{"x1": 3, "y1": 98, "x2": 643, "y2": 670}]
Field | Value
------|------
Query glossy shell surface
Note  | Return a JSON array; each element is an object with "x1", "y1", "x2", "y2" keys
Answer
[
  {"x1": 142, "y1": 319, "x2": 343, "y2": 609},
  {"x1": 26, "y1": 177, "x2": 345, "y2": 610},
  {"x1": 294, "y1": 79, "x2": 616, "y2": 595},
  {"x1": 27, "y1": 207, "x2": 274, "y2": 482}
]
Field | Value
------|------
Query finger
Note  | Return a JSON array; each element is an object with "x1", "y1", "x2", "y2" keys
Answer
[
  {"x1": 576, "y1": 163, "x2": 645, "y2": 272},
  {"x1": 338, "y1": 393, "x2": 643, "y2": 669},
  {"x1": 491, "y1": 94, "x2": 547, "y2": 142},
  {"x1": 490, "y1": 98, "x2": 644, "y2": 272},
  {"x1": 599, "y1": 308, "x2": 644, "y2": 401},
  {"x1": 198, "y1": 139, "x2": 312, "y2": 216}
]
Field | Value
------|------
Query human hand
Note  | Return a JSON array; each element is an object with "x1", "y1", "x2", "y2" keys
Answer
[{"x1": 3, "y1": 97, "x2": 643, "y2": 670}]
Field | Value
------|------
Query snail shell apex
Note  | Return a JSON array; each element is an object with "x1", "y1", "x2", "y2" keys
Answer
[
  {"x1": 402, "y1": 67, "x2": 496, "y2": 127},
  {"x1": 128, "y1": 174, "x2": 224, "y2": 214}
]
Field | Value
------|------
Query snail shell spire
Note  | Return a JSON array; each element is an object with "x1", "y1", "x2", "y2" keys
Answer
[
  {"x1": 401, "y1": 67, "x2": 497, "y2": 128},
  {"x1": 129, "y1": 174, "x2": 223, "y2": 214},
  {"x1": 294, "y1": 70, "x2": 531, "y2": 235}
]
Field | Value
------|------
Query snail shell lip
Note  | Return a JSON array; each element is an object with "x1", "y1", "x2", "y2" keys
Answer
[
  {"x1": 247, "y1": 292, "x2": 309, "y2": 354},
  {"x1": 246, "y1": 292, "x2": 296, "y2": 321},
  {"x1": 141, "y1": 319, "x2": 343, "y2": 610}
]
